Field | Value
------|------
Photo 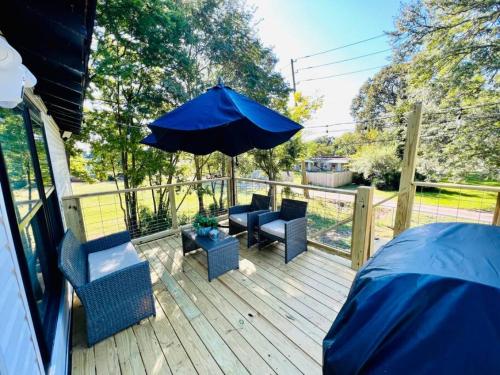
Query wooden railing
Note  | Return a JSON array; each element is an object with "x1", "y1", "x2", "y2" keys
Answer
[
  {"x1": 62, "y1": 177, "x2": 375, "y2": 270},
  {"x1": 63, "y1": 177, "x2": 231, "y2": 244},
  {"x1": 61, "y1": 102, "x2": 498, "y2": 273},
  {"x1": 393, "y1": 102, "x2": 500, "y2": 234}
]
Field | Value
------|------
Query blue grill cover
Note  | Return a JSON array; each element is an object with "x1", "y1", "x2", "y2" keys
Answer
[{"x1": 323, "y1": 223, "x2": 500, "y2": 375}]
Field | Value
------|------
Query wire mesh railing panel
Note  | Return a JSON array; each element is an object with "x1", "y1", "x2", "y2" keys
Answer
[
  {"x1": 78, "y1": 179, "x2": 229, "y2": 240},
  {"x1": 372, "y1": 194, "x2": 398, "y2": 251},
  {"x1": 411, "y1": 185, "x2": 496, "y2": 227},
  {"x1": 175, "y1": 180, "x2": 228, "y2": 222},
  {"x1": 236, "y1": 180, "x2": 269, "y2": 204},
  {"x1": 236, "y1": 179, "x2": 354, "y2": 254},
  {"x1": 277, "y1": 185, "x2": 354, "y2": 253}
]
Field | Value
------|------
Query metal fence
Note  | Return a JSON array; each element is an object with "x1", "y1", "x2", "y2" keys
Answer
[
  {"x1": 236, "y1": 177, "x2": 357, "y2": 255},
  {"x1": 63, "y1": 178, "x2": 230, "y2": 241},
  {"x1": 411, "y1": 182, "x2": 499, "y2": 227}
]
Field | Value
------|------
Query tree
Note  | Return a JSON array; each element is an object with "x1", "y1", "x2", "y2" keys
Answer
[
  {"x1": 350, "y1": 144, "x2": 401, "y2": 190},
  {"x1": 78, "y1": 0, "x2": 294, "y2": 231},
  {"x1": 351, "y1": 0, "x2": 500, "y2": 180},
  {"x1": 250, "y1": 92, "x2": 323, "y2": 183},
  {"x1": 351, "y1": 64, "x2": 409, "y2": 131},
  {"x1": 69, "y1": 154, "x2": 94, "y2": 183}
]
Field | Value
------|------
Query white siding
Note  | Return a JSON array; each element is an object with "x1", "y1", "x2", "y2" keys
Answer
[
  {"x1": 43, "y1": 113, "x2": 73, "y2": 198},
  {"x1": 0, "y1": 188, "x2": 44, "y2": 375}
]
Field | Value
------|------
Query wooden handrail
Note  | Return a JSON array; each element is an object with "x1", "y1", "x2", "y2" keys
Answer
[
  {"x1": 373, "y1": 193, "x2": 398, "y2": 208},
  {"x1": 235, "y1": 177, "x2": 357, "y2": 196},
  {"x1": 63, "y1": 177, "x2": 231, "y2": 199},
  {"x1": 413, "y1": 181, "x2": 500, "y2": 193}
]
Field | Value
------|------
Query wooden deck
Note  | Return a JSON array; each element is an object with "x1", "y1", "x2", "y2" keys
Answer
[{"x1": 71, "y1": 234, "x2": 355, "y2": 375}]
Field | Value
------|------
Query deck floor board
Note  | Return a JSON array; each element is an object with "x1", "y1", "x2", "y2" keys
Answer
[{"x1": 71, "y1": 234, "x2": 355, "y2": 375}]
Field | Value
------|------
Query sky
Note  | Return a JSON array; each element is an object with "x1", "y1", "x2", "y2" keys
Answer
[{"x1": 247, "y1": 0, "x2": 403, "y2": 139}]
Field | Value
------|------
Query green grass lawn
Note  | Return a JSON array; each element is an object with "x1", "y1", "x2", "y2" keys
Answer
[
  {"x1": 374, "y1": 184, "x2": 497, "y2": 211},
  {"x1": 338, "y1": 181, "x2": 497, "y2": 211}
]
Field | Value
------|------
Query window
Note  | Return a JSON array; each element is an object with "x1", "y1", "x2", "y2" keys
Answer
[
  {"x1": 0, "y1": 107, "x2": 40, "y2": 222},
  {"x1": 0, "y1": 101, "x2": 64, "y2": 364},
  {"x1": 29, "y1": 108, "x2": 54, "y2": 194}
]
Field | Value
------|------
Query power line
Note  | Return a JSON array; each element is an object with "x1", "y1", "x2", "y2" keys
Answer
[
  {"x1": 297, "y1": 65, "x2": 388, "y2": 83},
  {"x1": 295, "y1": 33, "x2": 386, "y2": 60},
  {"x1": 306, "y1": 114, "x2": 403, "y2": 129},
  {"x1": 298, "y1": 49, "x2": 392, "y2": 71},
  {"x1": 423, "y1": 102, "x2": 500, "y2": 115}
]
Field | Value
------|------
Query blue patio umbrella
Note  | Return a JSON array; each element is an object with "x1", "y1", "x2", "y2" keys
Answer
[
  {"x1": 141, "y1": 83, "x2": 302, "y2": 157},
  {"x1": 141, "y1": 83, "x2": 303, "y2": 203}
]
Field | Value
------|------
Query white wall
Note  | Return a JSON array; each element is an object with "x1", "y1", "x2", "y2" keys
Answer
[
  {"x1": 306, "y1": 171, "x2": 353, "y2": 188},
  {"x1": 0, "y1": 187, "x2": 44, "y2": 375}
]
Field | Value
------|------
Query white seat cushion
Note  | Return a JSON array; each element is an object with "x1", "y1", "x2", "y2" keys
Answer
[
  {"x1": 260, "y1": 219, "x2": 286, "y2": 239},
  {"x1": 88, "y1": 242, "x2": 141, "y2": 281},
  {"x1": 229, "y1": 213, "x2": 248, "y2": 227}
]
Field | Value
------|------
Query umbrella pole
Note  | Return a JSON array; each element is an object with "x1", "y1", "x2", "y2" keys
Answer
[{"x1": 230, "y1": 157, "x2": 236, "y2": 207}]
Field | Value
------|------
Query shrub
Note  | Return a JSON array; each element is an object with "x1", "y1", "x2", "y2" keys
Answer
[{"x1": 350, "y1": 145, "x2": 401, "y2": 190}]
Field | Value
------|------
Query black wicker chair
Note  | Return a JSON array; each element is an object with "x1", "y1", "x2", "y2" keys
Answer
[
  {"x1": 258, "y1": 198, "x2": 308, "y2": 263},
  {"x1": 58, "y1": 230, "x2": 155, "y2": 346},
  {"x1": 229, "y1": 193, "x2": 271, "y2": 248}
]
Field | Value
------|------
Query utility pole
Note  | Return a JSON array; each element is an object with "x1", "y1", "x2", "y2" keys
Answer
[
  {"x1": 290, "y1": 58, "x2": 297, "y2": 93},
  {"x1": 290, "y1": 58, "x2": 297, "y2": 105}
]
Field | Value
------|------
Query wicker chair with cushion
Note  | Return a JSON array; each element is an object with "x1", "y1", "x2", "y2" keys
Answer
[
  {"x1": 258, "y1": 198, "x2": 308, "y2": 263},
  {"x1": 58, "y1": 230, "x2": 155, "y2": 346},
  {"x1": 229, "y1": 193, "x2": 271, "y2": 247}
]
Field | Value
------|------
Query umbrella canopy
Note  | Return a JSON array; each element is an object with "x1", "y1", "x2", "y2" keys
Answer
[{"x1": 141, "y1": 83, "x2": 302, "y2": 157}]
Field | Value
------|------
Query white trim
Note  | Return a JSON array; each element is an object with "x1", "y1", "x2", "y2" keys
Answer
[{"x1": 47, "y1": 282, "x2": 73, "y2": 375}]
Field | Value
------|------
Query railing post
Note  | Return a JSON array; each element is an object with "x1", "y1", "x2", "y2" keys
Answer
[
  {"x1": 351, "y1": 186, "x2": 374, "y2": 270},
  {"x1": 62, "y1": 197, "x2": 86, "y2": 242},
  {"x1": 168, "y1": 186, "x2": 178, "y2": 229},
  {"x1": 393, "y1": 102, "x2": 423, "y2": 237},
  {"x1": 271, "y1": 184, "x2": 277, "y2": 211},
  {"x1": 493, "y1": 192, "x2": 500, "y2": 226},
  {"x1": 301, "y1": 160, "x2": 310, "y2": 198}
]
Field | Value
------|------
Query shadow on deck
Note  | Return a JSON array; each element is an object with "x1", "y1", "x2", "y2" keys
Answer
[{"x1": 71, "y1": 234, "x2": 355, "y2": 375}]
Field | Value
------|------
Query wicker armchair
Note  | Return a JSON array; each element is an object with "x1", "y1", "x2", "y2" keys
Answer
[
  {"x1": 58, "y1": 230, "x2": 155, "y2": 346},
  {"x1": 229, "y1": 193, "x2": 271, "y2": 248},
  {"x1": 258, "y1": 198, "x2": 308, "y2": 263}
]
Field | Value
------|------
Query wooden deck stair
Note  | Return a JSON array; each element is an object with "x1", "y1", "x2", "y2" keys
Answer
[{"x1": 71, "y1": 234, "x2": 355, "y2": 375}]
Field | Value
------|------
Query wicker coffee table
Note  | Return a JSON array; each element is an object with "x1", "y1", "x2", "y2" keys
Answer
[{"x1": 181, "y1": 229, "x2": 239, "y2": 281}]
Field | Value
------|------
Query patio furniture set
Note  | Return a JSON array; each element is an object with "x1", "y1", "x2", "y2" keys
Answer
[{"x1": 58, "y1": 194, "x2": 307, "y2": 346}]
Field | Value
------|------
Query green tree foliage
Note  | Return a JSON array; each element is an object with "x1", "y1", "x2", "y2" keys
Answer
[
  {"x1": 69, "y1": 154, "x2": 95, "y2": 183},
  {"x1": 350, "y1": 144, "x2": 401, "y2": 190},
  {"x1": 78, "y1": 0, "x2": 293, "y2": 229},
  {"x1": 351, "y1": 64, "x2": 409, "y2": 131},
  {"x1": 250, "y1": 92, "x2": 322, "y2": 182},
  {"x1": 351, "y1": 0, "x2": 499, "y2": 181}
]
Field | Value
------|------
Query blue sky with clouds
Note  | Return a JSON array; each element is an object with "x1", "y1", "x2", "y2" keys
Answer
[{"x1": 248, "y1": 0, "x2": 403, "y2": 138}]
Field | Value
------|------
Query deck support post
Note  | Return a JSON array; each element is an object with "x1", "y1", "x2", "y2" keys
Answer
[
  {"x1": 493, "y1": 192, "x2": 500, "y2": 226},
  {"x1": 62, "y1": 197, "x2": 86, "y2": 242},
  {"x1": 351, "y1": 186, "x2": 374, "y2": 270},
  {"x1": 393, "y1": 102, "x2": 423, "y2": 237},
  {"x1": 169, "y1": 186, "x2": 178, "y2": 229}
]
